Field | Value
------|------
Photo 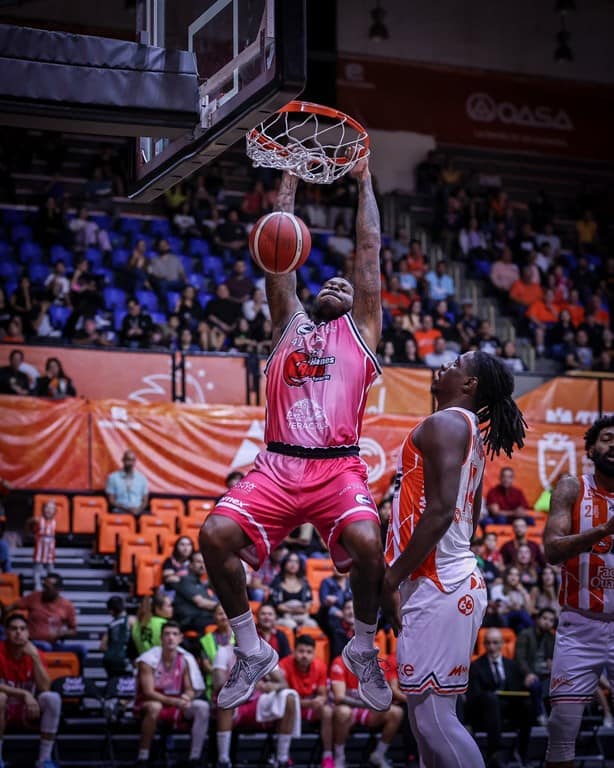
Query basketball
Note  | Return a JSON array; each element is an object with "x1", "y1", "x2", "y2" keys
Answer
[{"x1": 248, "y1": 211, "x2": 311, "y2": 274}]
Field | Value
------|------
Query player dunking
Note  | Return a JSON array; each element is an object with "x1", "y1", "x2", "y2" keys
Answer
[
  {"x1": 383, "y1": 351, "x2": 526, "y2": 767},
  {"x1": 201, "y1": 157, "x2": 392, "y2": 712},
  {"x1": 543, "y1": 415, "x2": 614, "y2": 768}
]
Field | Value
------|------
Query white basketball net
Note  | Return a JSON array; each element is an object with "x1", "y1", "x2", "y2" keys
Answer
[{"x1": 246, "y1": 107, "x2": 369, "y2": 184}]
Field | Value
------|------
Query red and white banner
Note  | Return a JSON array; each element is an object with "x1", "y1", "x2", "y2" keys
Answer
[{"x1": 338, "y1": 55, "x2": 614, "y2": 159}]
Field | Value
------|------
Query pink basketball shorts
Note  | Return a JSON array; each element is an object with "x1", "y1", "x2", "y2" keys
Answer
[{"x1": 212, "y1": 449, "x2": 380, "y2": 571}]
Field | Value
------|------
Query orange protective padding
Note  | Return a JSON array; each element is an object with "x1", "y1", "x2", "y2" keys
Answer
[
  {"x1": 72, "y1": 495, "x2": 108, "y2": 534},
  {"x1": 97, "y1": 514, "x2": 136, "y2": 554},
  {"x1": 33, "y1": 494, "x2": 70, "y2": 534},
  {"x1": 43, "y1": 652, "x2": 80, "y2": 681}
]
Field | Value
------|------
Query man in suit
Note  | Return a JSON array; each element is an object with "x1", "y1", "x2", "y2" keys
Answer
[{"x1": 466, "y1": 627, "x2": 534, "y2": 767}]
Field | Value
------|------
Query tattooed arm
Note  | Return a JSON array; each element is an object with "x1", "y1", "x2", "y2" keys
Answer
[
  {"x1": 265, "y1": 172, "x2": 303, "y2": 345},
  {"x1": 543, "y1": 475, "x2": 614, "y2": 564},
  {"x1": 349, "y1": 158, "x2": 382, "y2": 354}
]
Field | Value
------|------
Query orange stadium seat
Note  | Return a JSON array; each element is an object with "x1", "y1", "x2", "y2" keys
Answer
[
  {"x1": 475, "y1": 627, "x2": 516, "y2": 660},
  {"x1": 33, "y1": 493, "x2": 70, "y2": 534},
  {"x1": 72, "y1": 495, "x2": 108, "y2": 534},
  {"x1": 526, "y1": 529, "x2": 545, "y2": 547},
  {"x1": 43, "y1": 652, "x2": 80, "y2": 681},
  {"x1": 150, "y1": 497, "x2": 185, "y2": 519},
  {"x1": 296, "y1": 626, "x2": 330, "y2": 666},
  {"x1": 483, "y1": 524, "x2": 515, "y2": 549},
  {"x1": 275, "y1": 622, "x2": 295, "y2": 651},
  {"x1": 97, "y1": 513, "x2": 136, "y2": 554},
  {"x1": 139, "y1": 516, "x2": 175, "y2": 548},
  {"x1": 374, "y1": 629, "x2": 388, "y2": 656},
  {"x1": 178, "y1": 516, "x2": 203, "y2": 549},
  {"x1": 118, "y1": 534, "x2": 158, "y2": 574},
  {"x1": 135, "y1": 555, "x2": 164, "y2": 596},
  {"x1": 187, "y1": 499, "x2": 215, "y2": 520},
  {"x1": 305, "y1": 557, "x2": 334, "y2": 614},
  {"x1": 0, "y1": 573, "x2": 20, "y2": 605}
]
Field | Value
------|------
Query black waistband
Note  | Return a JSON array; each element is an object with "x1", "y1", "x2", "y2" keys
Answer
[{"x1": 266, "y1": 442, "x2": 360, "y2": 459}]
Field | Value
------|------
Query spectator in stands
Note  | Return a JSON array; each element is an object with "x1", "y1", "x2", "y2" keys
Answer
[
  {"x1": 536, "y1": 222, "x2": 561, "y2": 256},
  {"x1": 318, "y1": 566, "x2": 352, "y2": 635},
  {"x1": 478, "y1": 531, "x2": 502, "y2": 588},
  {"x1": 243, "y1": 286, "x2": 270, "y2": 329},
  {"x1": 203, "y1": 283, "x2": 241, "y2": 338},
  {"x1": 327, "y1": 221, "x2": 355, "y2": 264},
  {"x1": 124, "y1": 239, "x2": 151, "y2": 294},
  {"x1": 489, "y1": 246, "x2": 519, "y2": 298},
  {"x1": 514, "y1": 607, "x2": 556, "y2": 726},
  {"x1": 214, "y1": 208, "x2": 247, "y2": 260},
  {"x1": 501, "y1": 518, "x2": 545, "y2": 570},
  {"x1": 164, "y1": 184, "x2": 188, "y2": 214},
  {"x1": 0, "y1": 613, "x2": 62, "y2": 768},
  {"x1": 0, "y1": 289, "x2": 10, "y2": 334},
  {"x1": 406, "y1": 239, "x2": 427, "y2": 281},
  {"x1": 381, "y1": 276, "x2": 411, "y2": 319},
  {"x1": 509, "y1": 266, "x2": 543, "y2": 319},
  {"x1": 529, "y1": 565, "x2": 560, "y2": 617},
  {"x1": 458, "y1": 217, "x2": 488, "y2": 263},
  {"x1": 174, "y1": 285, "x2": 203, "y2": 332},
  {"x1": 565, "y1": 328, "x2": 594, "y2": 371},
  {"x1": 44, "y1": 261, "x2": 70, "y2": 305},
  {"x1": 35, "y1": 195, "x2": 65, "y2": 249},
  {"x1": 548, "y1": 307, "x2": 576, "y2": 362},
  {"x1": 526, "y1": 288, "x2": 560, "y2": 357},
  {"x1": 255, "y1": 604, "x2": 291, "y2": 661},
  {"x1": 432, "y1": 299, "x2": 459, "y2": 346},
  {"x1": 177, "y1": 327, "x2": 200, "y2": 353},
  {"x1": 35, "y1": 357, "x2": 76, "y2": 398},
  {"x1": 135, "y1": 620, "x2": 209, "y2": 768},
  {"x1": 105, "y1": 450, "x2": 149, "y2": 518},
  {"x1": 456, "y1": 299, "x2": 481, "y2": 351},
  {"x1": 162, "y1": 536, "x2": 194, "y2": 591},
  {"x1": 424, "y1": 260, "x2": 455, "y2": 308},
  {"x1": 101, "y1": 596, "x2": 134, "y2": 678},
  {"x1": 11, "y1": 573, "x2": 87, "y2": 671},
  {"x1": 120, "y1": 297, "x2": 153, "y2": 349},
  {"x1": 465, "y1": 627, "x2": 534, "y2": 767},
  {"x1": 270, "y1": 553, "x2": 317, "y2": 631},
  {"x1": 0, "y1": 349, "x2": 30, "y2": 395},
  {"x1": 29, "y1": 499, "x2": 57, "y2": 591},
  {"x1": 279, "y1": 634, "x2": 335, "y2": 768},
  {"x1": 148, "y1": 239, "x2": 186, "y2": 299},
  {"x1": 131, "y1": 592, "x2": 173, "y2": 656},
  {"x1": 404, "y1": 298, "x2": 423, "y2": 336},
  {"x1": 576, "y1": 209, "x2": 598, "y2": 247},
  {"x1": 250, "y1": 546, "x2": 287, "y2": 603},
  {"x1": 226, "y1": 258, "x2": 254, "y2": 305},
  {"x1": 402, "y1": 337, "x2": 423, "y2": 365},
  {"x1": 71, "y1": 316, "x2": 113, "y2": 347},
  {"x1": 329, "y1": 598, "x2": 356, "y2": 659},
  {"x1": 241, "y1": 180, "x2": 265, "y2": 220},
  {"x1": 329, "y1": 652, "x2": 403, "y2": 768},
  {"x1": 200, "y1": 603, "x2": 234, "y2": 697},
  {"x1": 30, "y1": 299, "x2": 61, "y2": 342},
  {"x1": 498, "y1": 340, "x2": 525, "y2": 373},
  {"x1": 513, "y1": 543, "x2": 540, "y2": 590},
  {"x1": 413, "y1": 314, "x2": 442, "y2": 359},
  {"x1": 68, "y1": 207, "x2": 111, "y2": 255},
  {"x1": 486, "y1": 467, "x2": 532, "y2": 525},
  {"x1": 476, "y1": 319, "x2": 501, "y2": 356},
  {"x1": 172, "y1": 552, "x2": 218, "y2": 633},
  {"x1": 9, "y1": 275, "x2": 33, "y2": 327},
  {"x1": 0, "y1": 515, "x2": 11, "y2": 573},
  {"x1": 213, "y1": 642, "x2": 299, "y2": 768},
  {"x1": 424, "y1": 336, "x2": 456, "y2": 368},
  {"x1": 2, "y1": 316, "x2": 25, "y2": 344},
  {"x1": 173, "y1": 201, "x2": 200, "y2": 238},
  {"x1": 85, "y1": 166, "x2": 113, "y2": 201},
  {"x1": 489, "y1": 567, "x2": 533, "y2": 634}
]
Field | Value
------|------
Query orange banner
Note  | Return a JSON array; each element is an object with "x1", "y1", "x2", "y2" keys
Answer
[
  {"x1": 0, "y1": 397, "x2": 90, "y2": 489},
  {"x1": 516, "y1": 376, "x2": 612, "y2": 426},
  {"x1": 182, "y1": 355, "x2": 249, "y2": 405}
]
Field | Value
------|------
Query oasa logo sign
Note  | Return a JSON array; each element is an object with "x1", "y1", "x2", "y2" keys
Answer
[{"x1": 466, "y1": 92, "x2": 573, "y2": 132}]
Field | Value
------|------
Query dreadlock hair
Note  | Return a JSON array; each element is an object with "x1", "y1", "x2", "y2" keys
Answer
[
  {"x1": 584, "y1": 414, "x2": 614, "y2": 454},
  {"x1": 470, "y1": 351, "x2": 527, "y2": 459}
]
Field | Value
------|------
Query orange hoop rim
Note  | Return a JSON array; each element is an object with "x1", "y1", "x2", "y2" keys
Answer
[{"x1": 246, "y1": 100, "x2": 370, "y2": 167}]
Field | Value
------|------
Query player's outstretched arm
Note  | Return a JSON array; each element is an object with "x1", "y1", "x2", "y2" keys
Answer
[
  {"x1": 265, "y1": 171, "x2": 303, "y2": 344},
  {"x1": 543, "y1": 475, "x2": 613, "y2": 564},
  {"x1": 349, "y1": 158, "x2": 382, "y2": 354}
]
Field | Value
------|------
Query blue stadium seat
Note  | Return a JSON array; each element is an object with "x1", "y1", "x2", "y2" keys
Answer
[
  {"x1": 114, "y1": 309, "x2": 127, "y2": 331},
  {"x1": 166, "y1": 291, "x2": 181, "y2": 313},
  {"x1": 307, "y1": 281, "x2": 321, "y2": 297},
  {"x1": 85, "y1": 247, "x2": 103, "y2": 270},
  {"x1": 309, "y1": 247, "x2": 325, "y2": 267},
  {"x1": 103, "y1": 287, "x2": 127, "y2": 310},
  {"x1": 111, "y1": 249, "x2": 130, "y2": 268},
  {"x1": 150, "y1": 311, "x2": 166, "y2": 325},
  {"x1": 0, "y1": 241, "x2": 12, "y2": 261},
  {"x1": 202, "y1": 255, "x2": 224, "y2": 281},
  {"x1": 90, "y1": 214, "x2": 112, "y2": 230},
  {"x1": 320, "y1": 264, "x2": 337, "y2": 281},
  {"x1": 150, "y1": 219, "x2": 171, "y2": 238},
  {"x1": 0, "y1": 261, "x2": 19, "y2": 282},
  {"x1": 49, "y1": 305, "x2": 72, "y2": 330},
  {"x1": 188, "y1": 238, "x2": 209, "y2": 257},
  {"x1": 131, "y1": 233, "x2": 153, "y2": 250},
  {"x1": 135, "y1": 290, "x2": 158, "y2": 313},
  {"x1": 298, "y1": 265, "x2": 311, "y2": 283},
  {"x1": 94, "y1": 266, "x2": 114, "y2": 285},
  {"x1": 180, "y1": 255, "x2": 193, "y2": 276},
  {"x1": 19, "y1": 241, "x2": 43, "y2": 263},
  {"x1": 2, "y1": 208, "x2": 26, "y2": 226},
  {"x1": 120, "y1": 217, "x2": 144, "y2": 235},
  {"x1": 199, "y1": 291, "x2": 213, "y2": 307},
  {"x1": 189, "y1": 274, "x2": 208, "y2": 293},
  {"x1": 11, "y1": 224, "x2": 32, "y2": 242},
  {"x1": 50, "y1": 244, "x2": 72, "y2": 265},
  {"x1": 29, "y1": 264, "x2": 50, "y2": 285},
  {"x1": 166, "y1": 236, "x2": 183, "y2": 254}
]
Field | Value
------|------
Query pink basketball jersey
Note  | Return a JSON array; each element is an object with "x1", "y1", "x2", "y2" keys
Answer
[
  {"x1": 153, "y1": 652, "x2": 186, "y2": 696},
  {"x1": 264, "y1": 311, "x2": 381, "y2": 448}
]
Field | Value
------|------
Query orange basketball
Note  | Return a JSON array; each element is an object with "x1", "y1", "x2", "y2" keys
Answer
[{"x1": 248, "y1": 211, "x2": 311, "y2": 274}]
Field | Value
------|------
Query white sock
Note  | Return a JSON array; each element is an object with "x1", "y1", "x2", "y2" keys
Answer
[
  {"x1": 276, "y1": 734, "x2": 291, "y2": 763},
  {"x1": 229, "y1": 609, "x2": 261, "y2": 655},
  {"x1": 353, "y1": 618, "x2": 377, "y2": 653},
  {"x1": 217, "y1": 730, "x2": 232, "y2": 762},
  {"x1": 138, "y1": 748, "x2": 149, "y2": 760},
  {"x1": 371, "y1": 739, "x2": 388, "y2": 759},
  {"x1": 334, "y1": 743, "x2": 345, "y2": 761},
  {"x1": 38, "y1": 739, "x2": 54, "y2": 763}
]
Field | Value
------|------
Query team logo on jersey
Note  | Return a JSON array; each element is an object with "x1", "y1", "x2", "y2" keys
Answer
[
  {"x1": 286, "y1": 399, "x2": 329, "y2": 433},
  {"x1": 355, "y1": 493, "x2": 373, "y2": 506},
  {"x1": 470, "y1": 573, "x2": 486, "y2": 590},
  {"x1": 457, "y1": 595, "x2": 474, "y2": 615},
  {"x1": 448, "y1": 664, "x2": 468, "y2": 677},
  {"x1": 296, "y1": 322, "x2": 316, "y2": 335},
  {"x1": 283, "y1": 350, "x2": 335, "y2": 386}
]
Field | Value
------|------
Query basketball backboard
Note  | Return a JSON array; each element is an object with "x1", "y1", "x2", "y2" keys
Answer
[{"x1": 130, "y1": 0, "x2": 306, "y2": 201}]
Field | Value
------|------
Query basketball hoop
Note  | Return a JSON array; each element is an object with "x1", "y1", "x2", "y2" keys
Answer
[{"x1": 246, "y1": 101, "x2": 370, "y2": 184}]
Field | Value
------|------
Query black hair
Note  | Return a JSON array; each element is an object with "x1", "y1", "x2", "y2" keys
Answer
[
  {"x1": 470, "y1": 351, "x2": 527, "y2": 459},
  {"x1": 280, "y1": 552, "x2": 305, "y2": 578},
  {"x1": 46, "y1": 572, "x2": 62, "y2": 587},
  {"x1": 107, "y1": 596, "x2": 125, "y2": 614},
  {"x1": 45, "y1": 357, "x2": 67, "y2": 379},
  {"x1": 295, "y1": 634, "x2": 316, "y2": 649},
  {"x1": 171, "y1": 536, "x2": 194, "y2": 561},
  {"x1": 161, "y1": 619, "x2": 181, "y2": 634},
  {"x1": 5, "y1": 612, "x2": 28, "y2": 629},
  {"x1": 584, "y1": 415, "x2": 614, "y2": 454}
]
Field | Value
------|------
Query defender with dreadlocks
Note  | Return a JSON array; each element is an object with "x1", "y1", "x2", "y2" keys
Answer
[
  {"x1": 543, "y1": 414, "x2": 614, "y2": 768},
  {"x1": 382, "y1": 351, "x2": 526, "y2": 768}
]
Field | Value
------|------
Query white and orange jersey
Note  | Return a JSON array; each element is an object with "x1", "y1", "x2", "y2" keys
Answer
[
  {"x1": 34, "y1": 516, "x2": 56, "y2": 565},
  {"x1": 560, "y1": 474, "x2": 614, "y2": 615},
  {"x1": 264, "y1": 311, "x2": 381, "y2": 448},
  {"x1": 385, "y1": 406, "x2": 485, "y2": 593}
]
